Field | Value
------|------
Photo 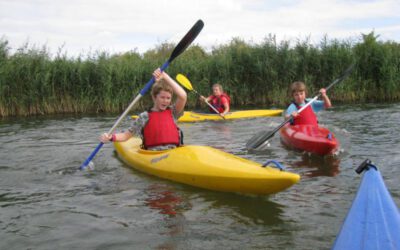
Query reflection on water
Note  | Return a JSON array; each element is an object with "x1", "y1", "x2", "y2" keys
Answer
[
  {"x1": 145, "y1": 184, "x2": 189, "y2": 217},
  {"x1": 291, "y1": 154, "x2": 341, "y2": 178},
  {"x1": 144, "y1": 184, "x2": 190, "y2": 250},
  {"x1": 205, "y1": 192, "x2": 285, "y2": 226}
]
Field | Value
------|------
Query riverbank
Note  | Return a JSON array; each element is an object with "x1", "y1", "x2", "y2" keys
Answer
[{"x1": 1, "y1": 31, "x2": 400, "y2": 117}]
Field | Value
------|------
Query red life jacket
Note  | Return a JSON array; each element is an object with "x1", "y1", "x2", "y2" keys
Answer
[
  {"x1": 142, "y1": 109, "x2": 180, "y2": 149},
  {"x1": 209, "y1": 93, "x2": 231, "y2": 113},
  {"x1": 293, "y1": 102, "x2": 318, "y2": 125}
]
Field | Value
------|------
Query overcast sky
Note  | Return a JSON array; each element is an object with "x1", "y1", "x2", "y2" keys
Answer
[{"x1": 1, "y1": 0, "x2": 400, "y2": 57}]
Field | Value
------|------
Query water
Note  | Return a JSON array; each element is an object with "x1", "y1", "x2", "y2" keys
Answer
[{"x1": 1, "y1": 104, "x2": 399, "y2": 250}]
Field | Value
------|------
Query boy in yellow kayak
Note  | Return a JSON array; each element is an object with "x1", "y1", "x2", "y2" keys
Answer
[{"x1": 100, "y1": 68, "x2": 187, "y2": 150}]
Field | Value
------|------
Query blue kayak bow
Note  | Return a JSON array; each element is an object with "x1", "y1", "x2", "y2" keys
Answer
[{"x1": 333, "y1": 159, "x2": 400, "y2": 249}]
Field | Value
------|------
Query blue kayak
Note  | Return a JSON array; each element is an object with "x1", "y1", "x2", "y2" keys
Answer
[{"x1": 332, "y1": 159, "x2": 400, "y2": 250}]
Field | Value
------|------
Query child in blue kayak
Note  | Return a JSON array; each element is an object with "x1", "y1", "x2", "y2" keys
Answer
[
  {"x1": 284, "y1": 81, "x2": 332, "y2": 125},
  {"x1": 100, "y1": 68, "x2": 187, "y2": 150}
]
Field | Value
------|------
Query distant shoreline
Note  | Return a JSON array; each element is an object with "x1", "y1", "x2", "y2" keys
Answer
[{"x1": 1, "y1": 32, "x2": 400, "y2": 117}]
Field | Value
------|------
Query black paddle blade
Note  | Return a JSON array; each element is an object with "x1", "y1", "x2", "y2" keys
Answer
[
  {"x1": 246, "y1": 130, "x2": 275, "y2": 150},
  {"x1": 325, "y1": 63, "x2": 355, "y2": 91},
  {"x1": 339, "y1": 63, "x2": 355, "y2": 81},
  {"x1": 169, "y1": 20, "x2": 204, "y2": 62}
]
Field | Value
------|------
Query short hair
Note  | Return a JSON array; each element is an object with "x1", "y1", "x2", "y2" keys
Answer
[
  {"x1": 151, "y1": 79, "x2": 173, "y2": 98},
  {"x1": 290, "y1": 81, "x2": 307, "y2": 95},
  {"x1": 212, "y1": 83, "x2": 223, "y2": 92}
]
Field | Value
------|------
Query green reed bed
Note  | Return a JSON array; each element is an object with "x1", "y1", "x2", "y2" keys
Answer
[{"x1": 1, "y1": 31, "x2": 400, "y2": 117}]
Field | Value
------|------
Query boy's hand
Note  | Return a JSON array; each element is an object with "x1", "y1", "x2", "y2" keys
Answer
[
  {"x1": 100, "y1": 133, "x2": 112, "y2": 143},
  {"x1": 153, "y1": 68, "x2": 164, "y2": 81},
  {"x1": 320, "y1": 87, "x2": 332, "y2": 108}
]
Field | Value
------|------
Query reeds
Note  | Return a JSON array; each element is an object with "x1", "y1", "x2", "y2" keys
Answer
[{"x1": 1, "y1": 31, "x2": 399, "y2": 117}]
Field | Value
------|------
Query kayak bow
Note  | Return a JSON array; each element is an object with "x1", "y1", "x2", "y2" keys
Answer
[
  {"x1": 279, "y1": 124, "x2": 339, "y2": 155},
  {"x1": 333, "y1": 159, "x2": 400, "y2": 249}
]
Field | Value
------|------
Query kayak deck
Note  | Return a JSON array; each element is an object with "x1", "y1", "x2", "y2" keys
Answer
[
  {"x1": 132, "y1": 109, "x2": 283, "y2": 122},
  {"x1": 280, "y1": 124, "x2": 339, "y2": 155},
  {"x1": 114, "y1": 137, "x2": 300, "y2": 195}
]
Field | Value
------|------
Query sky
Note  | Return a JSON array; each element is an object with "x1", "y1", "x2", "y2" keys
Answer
[{"x1": 1, "y1": 0, "x2": 400, "y2": 57}]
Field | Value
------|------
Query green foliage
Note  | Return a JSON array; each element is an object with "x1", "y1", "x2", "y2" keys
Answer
[{"x1": 1, "y1": 31, "x2": 400, "y2": 117}]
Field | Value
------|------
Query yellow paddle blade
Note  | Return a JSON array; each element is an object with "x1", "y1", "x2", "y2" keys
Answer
[{"x1": 176, "y1": 74, "x2": 194, "y2": 91}]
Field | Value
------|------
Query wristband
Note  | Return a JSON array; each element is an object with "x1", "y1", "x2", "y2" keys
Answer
[{"x1": 110, "y1": 134, "x2": 116, "y2": 142}]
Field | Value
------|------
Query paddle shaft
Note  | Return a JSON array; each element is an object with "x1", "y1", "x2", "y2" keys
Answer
[{"x1": 80, "y1": 20, "x2": 204, "y2": 170}]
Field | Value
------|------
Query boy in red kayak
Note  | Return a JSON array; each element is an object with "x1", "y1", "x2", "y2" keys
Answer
[
  {"x1": 201, "y1": 83, "x2": 230, "y2": 116},
  {"x1": 284, "y1": 81, "x2": 332, "y2": 125},
  {"x1": 100, "y1": 68, "x2": 187, "y2": 150}
]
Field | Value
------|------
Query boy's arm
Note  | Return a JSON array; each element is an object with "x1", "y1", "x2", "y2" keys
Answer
[
  {"x1": 320, "y1": 88, "x2": 332, "y2": 108},
  {"x1": 285, "y1": 104, "x2": 298, "y2": 120},
  {"x1": 165, "y1": 72, "x2": 187, "y2": 114},
  {"x1": 200, "y1": 95, "x2": 211, "y2": 102},
  {"x1": 154, "y1": 69, "x2": 187, "y2": 114},
  {"x1": 99, "y1": 111, "x2": 150, "y2": 143},
  {"x1": 100, "y1": 131, "x2": 132, "y2": 143},
  {"x1": 200, "y1": 95, "x2": 209, "y2": 102}
]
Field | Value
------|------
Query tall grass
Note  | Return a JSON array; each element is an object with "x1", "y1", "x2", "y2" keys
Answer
[{"x1": 1, "y1": 31, "x2": 400, "y2": 117}]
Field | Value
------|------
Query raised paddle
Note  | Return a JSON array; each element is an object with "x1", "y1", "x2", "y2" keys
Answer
[
  {"x1": 80, "y1": 20, "x2": 204, "y2": 170},
  {"x1": 246, "y1": 63, "x2": 355, "y2": 150},
  {"x1": 176, "y1": 74, "x2": 226, "y2": 119}
]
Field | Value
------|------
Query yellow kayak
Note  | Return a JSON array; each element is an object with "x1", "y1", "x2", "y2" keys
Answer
[
  {"x1": 114, "y1": 138, "x2": 300, "y2": 195},
  {"x1": 131, "y1": 109, "x2": 283, "y2": 122}
]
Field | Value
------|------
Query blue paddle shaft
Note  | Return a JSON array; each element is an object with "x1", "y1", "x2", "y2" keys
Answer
[{"x1": 79, "y1": 142, "x2": 104, "y2": 170}]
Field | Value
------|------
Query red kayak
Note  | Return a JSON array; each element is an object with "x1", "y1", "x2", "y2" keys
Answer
[{"x1": 279, "y1": 124, "x2": 339, "y2": 155}]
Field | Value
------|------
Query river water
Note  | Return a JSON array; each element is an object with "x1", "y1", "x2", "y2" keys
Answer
[{"x1": 1, "y1": 103, "x2": 399, "y2": 250}]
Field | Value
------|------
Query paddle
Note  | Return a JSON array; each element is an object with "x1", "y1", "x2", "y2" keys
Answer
[
  {"x1": 80, "y1": 20, "x2": 204, "y2": 170},
  {"x1": 176, "y1": 74, "x2": 226, "y2": 119},
  {"x1": 246, "y1": 63, "x2": 355, "y2": 150}
]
